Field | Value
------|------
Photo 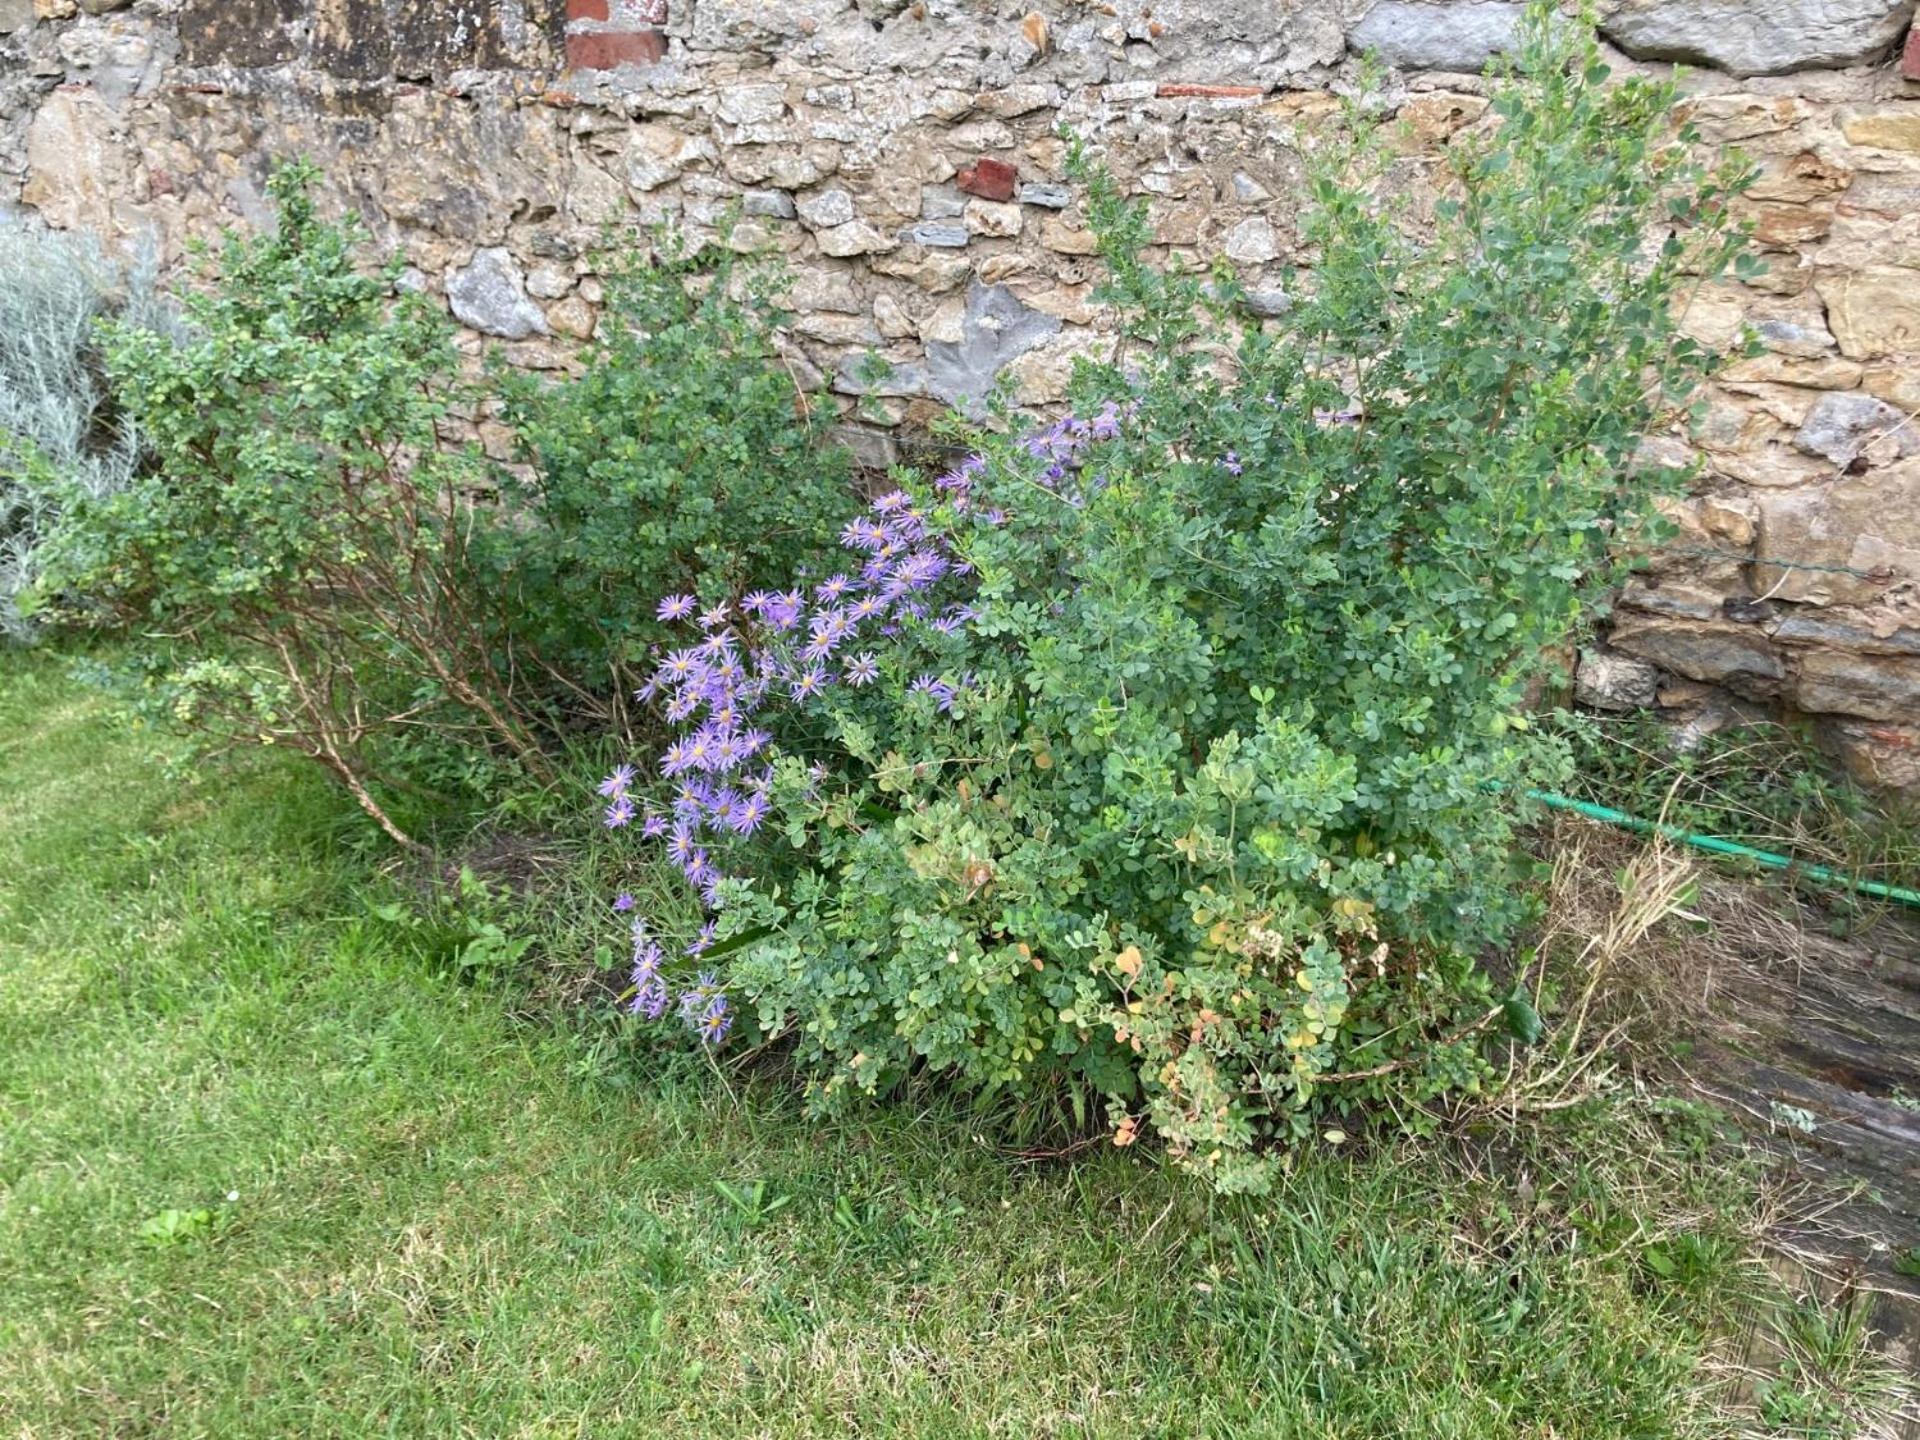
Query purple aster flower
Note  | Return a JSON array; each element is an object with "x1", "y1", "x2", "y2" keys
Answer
[
  {"x1": 612, "y1": 892, "x2": 636, "y2": 913},
  {"x1": 686, "y1": 925, "x2": 718, "y2": 959},
  {"x1": 641, "y1": 810, "x2": 668, "y2": 839},
  {"x1": 1219, "y1": 450, "x2": 1244, "y2": 476},
  {"x1": 630, "y1": 973, "x2": 669, "y2": 1019},
  {"x1": 631, "y1": 938, "x2": 664, "y2": 982},
  {"x1": 762, "y1": 593, "x2": 803, "y2": 633},
  {"x1": 657, "y1": 649, "x2": 702, "y2": 686},
  {"x1": 789, "y1": 666, "x2": 830, "y2": 702},
  {"x1": 680, "y1": 970, "x2": 721, "y2": 1017},
  {"x1": 815, "y1": 574, "x2": 854, "y2": 603},
  {"x1": 668, "y1": 826, "x2": 696, "y2": 866},
  {"x1": 850, "y1": 593, "x2": 886, "y2": 623},
  {"x1": 698, "y1": 602, "x2": 731, "y2": 630},
  {"x1": 660, "y1": 740, "x2": 695, "y2": 778},
  {"x1": 711, "y1": 731, "x2": 746, "y2": 773},
  {"x1": 841, "y1": 517, "x2": 888, "y2": 552},
  {"x1": 683, "y1": 730, "x2": 717, "y2": 773},
  {"x1": 597, "y1": 763, "x2": 635, "y2": 799},
  {"x1": 697, "y1": 995, "x2": 733, "y2": 1046},
  {"x1": 604, "y1": 795, "x2": 636, "y2": 829},
  {"x1": 730, "y1": 791, "x2": 770, "y2": 836},
  {"x1": 740, "y1": 589, "x2": 774, "y2": 616},
  {"x1": 657, "y1": 594, "x2": 697, "y2": 623},
  {"x1": 845, "y1": 652, "x2": 879, "y2": 686},
  {"x1": 872, "y1": 489, "x2": 910, "y2": 514},
  {"x1": 910, "y1": 674, "x2": 959, "y2": 713}
]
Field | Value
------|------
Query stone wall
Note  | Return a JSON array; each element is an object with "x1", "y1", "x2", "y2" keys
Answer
[{"x1": 3, "y1": 0, "x2": 1919, "y2": 786}]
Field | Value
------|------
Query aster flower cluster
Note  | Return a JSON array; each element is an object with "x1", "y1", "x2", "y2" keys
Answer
[
  {"x1": 1019, "y1": 401, "x2": 1125, "y2": 504},
  {"x1": 595, "y1": 407, "x2": 1134, "y2": 1047},
  {"x1": 594, "y1": 465, "x2": 1005, "y2": 1042}
]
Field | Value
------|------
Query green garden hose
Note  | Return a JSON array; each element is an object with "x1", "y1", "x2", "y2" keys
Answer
[{"x1": 1523, "y1": 788, "x2": 1920, "y2": 910}]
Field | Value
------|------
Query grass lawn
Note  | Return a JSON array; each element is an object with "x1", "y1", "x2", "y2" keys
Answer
[{"x1": 0, "y1": 650, "x2": 1897, "y2": 1438}]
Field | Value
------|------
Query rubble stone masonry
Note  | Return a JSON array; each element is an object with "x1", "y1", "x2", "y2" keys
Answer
[{"x1": 4, "y1": 0, "x2": 1919, "y2": 786}]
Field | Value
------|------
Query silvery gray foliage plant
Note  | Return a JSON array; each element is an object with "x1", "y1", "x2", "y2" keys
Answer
[{"x1": 0, "y1": 224, "x2": 168, "y2": 642}]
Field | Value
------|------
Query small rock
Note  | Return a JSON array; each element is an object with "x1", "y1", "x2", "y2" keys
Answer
[
  {"x1": 743, "y1": 189, "x2": 798, "y2": 220},
  {"x1": 1751, "y1": 204, "x2": 1831, "y2": 249},
  {"x1": 625, "y1": 124, "x2": 713, "y2": 192},
  {"x1": 788, "y1": 268, "x2": 864, "y2": 314},
  {"x1": 447, "y1": 248, "x2": 550, "y2": 340},
  {"x1": 1606, "y1": 615, "x2": 1784, "y2": 696},
  {"x1": 1225, "y1": 215, "x2": 1278, "y2": 265},
  {"x1": 835, "y1": 356, "x2": 929, "y2": 397},
  {"x1": 1816, "y1": 268, "x2": 1920, "y2": 360},
  {"x1": 1840, "y1": 108, "x2": 1920, "y2": 154},
  {"x1": 956, "y1": 156, "x2": 1018, "y2": 202},
  {"x1": 872, "y1": 249, "x2": 973, "y2": 293},
  {"x1": 1576, "y1": 648, "x2": 1664, "y2": 712},
  {"x1": 964, "y1": 199, "x2": 1024, "y2": 238},
  {"x1": 874, "y1": 293, "x2": 915, "y2": 339},
  {"x1": 1231, "y1": 173, "x2": 1272, "y2": 203},
  {"x1": 1601, "y1": 0, "x2": 1911, "y2": 77},
  {"x1": 921, "y1": 185, "x2": 966, "y2": 219},
  {"x1": 1793, "y1": 391, "x2": 1920, "y2": 467},
  {"x1": 815, "y1": 221, "x2": 897, "y2": 257},
  {"x1": 830, "y1": 423, "x2": 900, "y2": 471},
  {"x1": 1751, "y1": 461, "x2": 1920, "y2": 606},
  {"x1": 978, "y1": 254, "x2": 1031, "y2": 284},
  {"x1": 715, "y1": 82, "x2": 787, "y2": 127},
  {"x1": 1040, "y1": 218, "x2": 1100, "y2": 254},
  {"x1": 1241, "y1": 284, "x2": 1291, "y2": 318},
  {"x1": 796, "y1": 188, "x2": 856, "y2": 229},
  {"x1": 1349, "y1": 1, "x2": 1528, "y2": 71},
  {"x1": 920, "y1": 297, "x2": 967, "y2": 344},
  {"x1": 1821, "y1": 718, "x2": 1920, "y2": 791},
  {"x1": 1796, "y1": 651, "x2": 1920, "y2": 725},
  {"x1": 1396, "y1": 91, "x2": 1490, "y2": 148},
  {"x1": 908, "y1": 221, "x2": 971, "y2": 248},
  {"x1": 725, "y1": 219, "x2": 772, "y2": 253},
  {"x1": 1753, "y1": 316, "x2": 1838, "y2": 358},
  {"x1": 1017, "y1": 182, "x2": 1072, "y2": 209},
  {"x1": 526, "y1": 263, "x2": 574, "y2": 300},
  {"x1": 547, "y1": 295, "x2": 597, "y2": 340}
]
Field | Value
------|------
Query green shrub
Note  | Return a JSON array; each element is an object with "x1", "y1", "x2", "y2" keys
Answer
[
  {"x1": 0, "y1": 226, "x2": 168, "y2": 643},
  {"x1": 493, "y1": 236, "x2": 856, "y2": 710},
  {"x1": 604, "y1": 6, "x2": 1756, "y2": 1190},
  {"x1": 27, "y1": 163, "x2": 543, "y2": 848}
]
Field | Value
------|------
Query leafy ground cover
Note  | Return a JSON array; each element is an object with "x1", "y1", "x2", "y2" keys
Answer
[{"x1": 0, "y1": 650, "x2": 1904, "y2": 1438}]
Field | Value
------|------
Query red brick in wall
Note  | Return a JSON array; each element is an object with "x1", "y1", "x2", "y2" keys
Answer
[{"x1": 566, "y1": 28, "x2": 665, "y2": 68}]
